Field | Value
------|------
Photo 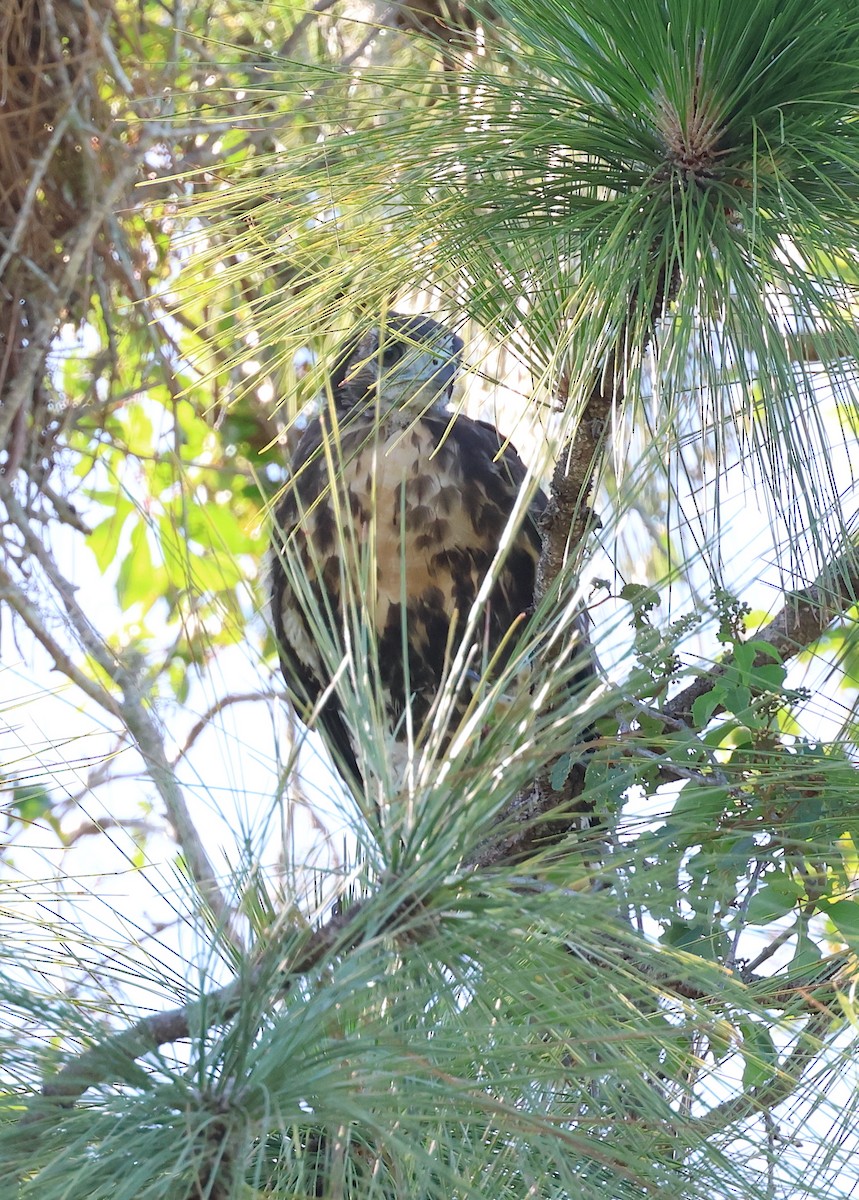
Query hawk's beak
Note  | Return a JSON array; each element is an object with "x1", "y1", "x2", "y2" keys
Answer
[{"x1": 426, "y1": 356, "x2": 458, "y2": 398}]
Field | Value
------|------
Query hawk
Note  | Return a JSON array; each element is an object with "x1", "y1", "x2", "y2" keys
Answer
[{"x1": 271, "y1": 313, "x2": 580, "y2": 792}]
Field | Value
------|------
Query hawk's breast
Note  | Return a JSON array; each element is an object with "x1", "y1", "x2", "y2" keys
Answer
[{"x1": 345, "y1": 419, "x2": 475, "y2": 620}]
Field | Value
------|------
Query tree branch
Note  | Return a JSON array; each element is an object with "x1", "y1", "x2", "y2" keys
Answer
[
  {"x1": 171, "y1": 690, "x2": 284, "y2": 766},
  {"x1": 534, "y1": 260, "x2": 676, "y2": 612},
  {"x1": 0, "y1": 484, "x2": 239, "y2": 944},
  {"x1": 24, "y1": 865, "x2": 852, "y2": 1120},
  {"x1": 530, "y1": 269, "x2": 678, "y2": 823},
  {"x1": 664, "y1": 544, "x2": 859, "y2": 725},
  {"x1": 29, "y1": 897, "x2": 363, "y2": 1116}
]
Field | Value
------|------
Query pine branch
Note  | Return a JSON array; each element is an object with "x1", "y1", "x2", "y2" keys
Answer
[
  {"x1": 533, "y1": 359, "x2": 616, "y2": 611},
  {"x1": 22, "y1": 874, "x2": 852, "y2": 1120},
  {"x1": 530, "y1": 265, "x2": 677, "y2": 821},
  {"x1": 534, "y1": 259, "x2": 677, "y2": 609},
  {"x1": 27, "y1": 899, "x2": 363, "y2": 1117}
]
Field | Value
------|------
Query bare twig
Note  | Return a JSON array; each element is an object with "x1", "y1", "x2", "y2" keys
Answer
[
  {"x1": 28, "y1": 480, "x2": 92, "y2": 535},
  {"x1": 62, "y1": 816, "x2": 160, "y2": 846},
  {"x1": 96, "y1": 22, "x2": 135, "y2": 97},
  {"x1": 0, "y1": 153, "x2": 143, "y2": 448},
  {"x1": 741, "y1": 925, "x2": 802, "y2": 979},
  {"x1": 0, "y1": 483, "x2": 239, "y2": 942},
  {"x1": 172, "y1": 690, "x2": 284, "y2": 765}
]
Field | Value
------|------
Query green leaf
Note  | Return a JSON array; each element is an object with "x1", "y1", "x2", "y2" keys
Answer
[
  {"x1": 745, "y1": 876, "x2": 801, "y2": 926},
  {"x1": 733, "y1": 640, "x2": 782, "y2": 685},
  {"x1": 188, "y1": 548, "x2": 246, "y2": 592},
  {"x1": 731, "y1": 641, "x2": 757, "y2": 680},
  {"x1": 88, "y1": 500, "x2": 133, "y2": 573},
  {"x1": 748, "y1": 663, "x2": 788, "y2": 692},
  {"x1": 9, "y1": 785, "x2": 53, "y2": 824},
  {"x1": 662, "y1": 919, "x2": 723, "y2": 960},
  {"x1": 634, "y1": 709, "x2": 666, "y2": 738},
  {"x1": 738, "y1": 1019, "x2": 777, "y2": 1090},
  {"x1": 721, "y1": 686, "x2": 751, "y2": 717},
  {"x1": 194, "y1": 500, "x2": 263, "y2": 556},
  {"x1": 116, "y1": 521, "x2": 168, "y2": 613},
  {"x1": 620, "y1": 582, "x2": 660, "y2": 611},
  {"x1": 692, "y1": 687, "x2": 725, "y2": 729},
  {"x1": 550, "y1": 753, "x2": 573, "y2": 791},
  {"x1": 670, "y1": 784, "x2": 726, "y2": 826},
  {"x1": 742, "y1": 640, "x2": 783, "y2": 666},
  {"x1": 718, "y1": 725, "x2": 753, "y2": 751},
  {"x1": 791, "y1": 925, "x2": 824, "y2": 972},
  {"x1": 819, "y1": 898, "x2": 859, "y2": 944},
  {"x1": 119, "y1": 402, "x2": 155, "y2": 457}
]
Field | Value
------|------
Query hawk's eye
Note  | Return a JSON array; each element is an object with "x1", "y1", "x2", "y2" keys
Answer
[{"x1": 381, "y1": 344, "x2": 402, "y2": 366}]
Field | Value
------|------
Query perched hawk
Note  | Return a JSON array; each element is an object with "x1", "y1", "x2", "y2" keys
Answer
[{"x1": 271, "y1": 313, "x2": 574, "y2": 790}]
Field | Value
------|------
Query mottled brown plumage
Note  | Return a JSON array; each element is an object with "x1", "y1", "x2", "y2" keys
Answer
[{"x1": 271, "y1": 314, "x2": 548, "y2": 787}]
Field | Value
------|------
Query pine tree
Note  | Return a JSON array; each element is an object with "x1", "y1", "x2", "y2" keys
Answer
[{"x1": 2, "y1": 2, "x2": 859, "y2": 1197}]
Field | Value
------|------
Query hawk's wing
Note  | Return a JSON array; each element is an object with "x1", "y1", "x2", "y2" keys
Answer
[{"x1": 271, "y1": 415, "x2": 364, "y2": 785}]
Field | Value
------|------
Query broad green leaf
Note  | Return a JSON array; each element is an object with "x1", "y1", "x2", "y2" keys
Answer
[
  {"x1": 692, "y1": 687, "x2": 724, "y2": 729},
  {"x1": 738, "y1": 1019, "x2": 778, "y2": 1090},
  {"x1": 9, "y1": 785, "x2": 53, "y2": 824},
  {"x1": 745, "y1": 877, "x2": 802, "y2": 926},
  {"x1": 88, "y1": 499, "x2": 134, "y2": 573},
  {"x1": 116, "y1": 521, "x2": 168, "y2": 612},
  {"x1": 819, "y1": 898, "x2": 859, "y2": 945}
]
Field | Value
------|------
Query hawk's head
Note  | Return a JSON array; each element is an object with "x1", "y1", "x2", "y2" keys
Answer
[{"x1": 334, "y1": 313, "x2": 463, "y2": 412}]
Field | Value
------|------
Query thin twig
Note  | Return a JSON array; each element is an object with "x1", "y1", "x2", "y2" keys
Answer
[
  {"x1": 0, "y1": 155, "x2": 143, "y2": 447},
  {"x1": 62, "y1": 816, "x2": 160, "y2": 846},
  {"x1": 0, "y1": 483, "x2": 239, "y2": 943},
  {"x1": 726, "y1": 859, "x2": 767, "y2": 973},
  {"x1": 172, "y1": 690, "x2": 284, "y2": 764},
  {"x1": 741, "y1": 924, "x2": 802, "y2": 979},
  {"x1": 696, "y1": 1009, "x2": 833, "y2": 1136},
  {"x1": 28, "y1": 480, "x2": 92, "y2": 535}
]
